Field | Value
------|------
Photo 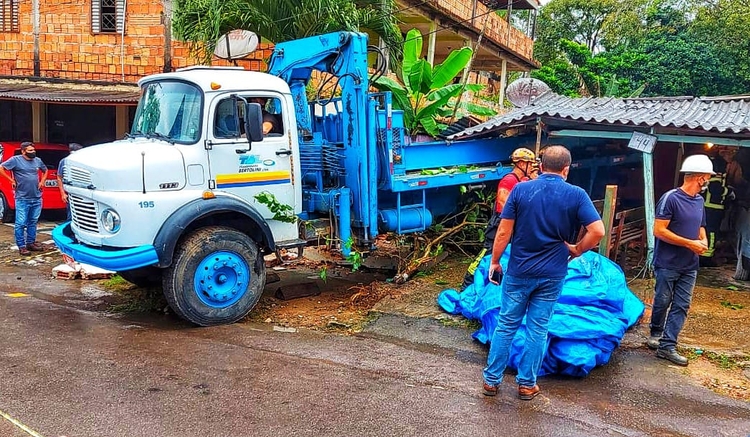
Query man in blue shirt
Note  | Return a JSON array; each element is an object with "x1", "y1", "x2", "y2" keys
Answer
[
  {"x1": 647, "y1": 154, "x2": 712, "y2": 366},
  {"x1": 0, "y1": 142, "x2": 49, "y2": 256},
  {"x1": 482, "y1": 145, "x2": 605, "y2": 400}
]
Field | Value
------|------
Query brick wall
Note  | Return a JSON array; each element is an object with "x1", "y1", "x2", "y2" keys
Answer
[{"x1": 0, "y1": 0, "x2": 270, "y2": 83}]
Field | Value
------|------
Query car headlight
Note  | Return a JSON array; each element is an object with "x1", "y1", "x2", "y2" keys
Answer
[{"x1": 101, "y1": 209, "x2": 121, "y2": 233}]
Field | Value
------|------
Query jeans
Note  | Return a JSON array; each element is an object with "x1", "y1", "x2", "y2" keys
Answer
[
  {"x1": 14, "y1": 197, "x2": 42, "y2": 248},
  {"x1": 483, "y1": 274, "x2": 564, "y2": 388},
  {"x1": 650, "y1": 267, "x2": 697, "y2": 350}
]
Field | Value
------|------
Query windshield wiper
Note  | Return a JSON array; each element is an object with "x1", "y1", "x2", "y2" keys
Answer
[
  {"x1": 127, "y1": 130, "x2": 147, "y2": 139},
  {"x1": 145, "y1": 132, "x2": 175, "y2": 144}
]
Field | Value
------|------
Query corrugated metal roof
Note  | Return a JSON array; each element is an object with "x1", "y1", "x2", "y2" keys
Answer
[
  {"x1": 0, "y1": 79, "x2": 140, "y2": 104},
  {"x1": 449, "y1": 92, "x2": 750, "y2": 140}
]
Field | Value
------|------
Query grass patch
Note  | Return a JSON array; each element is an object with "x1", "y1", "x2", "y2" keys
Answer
[
  {"x1": 681, "y1": 347, "x2": 746, "y2": 370},
  {"x1": 101, "y1": 274, "x2": 133, "y2": 291},
  {"x1": 108, "y1": 288, "x2": 166, "y2": 314},
  {"x1": 437, "y1": 315, "x2": 481, "y2": 330}
]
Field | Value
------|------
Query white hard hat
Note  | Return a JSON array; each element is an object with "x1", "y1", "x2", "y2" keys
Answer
[{"x1": 679, "y1": 154, "x2": 715, "y2": 175}]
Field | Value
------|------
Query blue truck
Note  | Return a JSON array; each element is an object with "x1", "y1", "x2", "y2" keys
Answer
[{"x1": 52, "y1": 31, "x2": 521, "y2": 325}]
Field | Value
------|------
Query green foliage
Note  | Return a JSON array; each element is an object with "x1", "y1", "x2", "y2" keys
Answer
[
  {"x1": 344, "y1": 237, "x2": 364, "y2": 271},
  {"x1": 319, "y1": 265, "x2": 328, "y2": 283},
  {"x1": 534, "y1": 0, "x2": 750, "y2": 98},
  {"x1": 172, "y1": 0, "x2": 403, "y2": 64},
  {"x1": 373, "y1": 28, "x2": 495, "y2": 137},
  {"x1": 254, "y1": 192, "x2": 296, "y2": 223},
  {"x1": 720, "y1": 300, "x2": 744, "y2": 310}
]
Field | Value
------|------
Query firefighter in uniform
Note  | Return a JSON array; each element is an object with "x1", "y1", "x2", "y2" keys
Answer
[
  {"x1": 459, "y1": 148, "x2": 538, "y2": 290},
  {"x1": 700, "y1": 171, "x2": 734, "y2": 266}
]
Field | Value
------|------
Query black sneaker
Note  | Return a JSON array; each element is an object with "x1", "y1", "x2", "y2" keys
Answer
[
  {"x1": 646, "y1": 336, "x2": 660, "y2": 350},
  {"x1": 656, "y1": 348, "x2": 689, "y2": 366}
]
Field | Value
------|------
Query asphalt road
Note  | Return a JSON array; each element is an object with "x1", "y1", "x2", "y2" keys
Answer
[{"x1": 1, "y1": 293, "x2": 750, "y2": 437}]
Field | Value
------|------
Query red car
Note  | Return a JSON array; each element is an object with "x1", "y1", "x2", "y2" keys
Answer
[{"x1": 0, "y1": 141, "x2": 70, "y2": 222}]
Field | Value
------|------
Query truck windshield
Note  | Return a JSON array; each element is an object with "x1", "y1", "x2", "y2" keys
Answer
[{"x1": 131, "y1": 81, "x2": 203, "y2": 144}]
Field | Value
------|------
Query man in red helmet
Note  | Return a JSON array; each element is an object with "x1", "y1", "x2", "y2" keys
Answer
[{"x1": 459, "y1": 147, "x2": 538, "y2": 290}]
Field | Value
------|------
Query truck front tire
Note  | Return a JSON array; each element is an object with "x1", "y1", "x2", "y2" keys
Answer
[{"x1": 163, "y1": 226, "x2": 266, "y2": 326}]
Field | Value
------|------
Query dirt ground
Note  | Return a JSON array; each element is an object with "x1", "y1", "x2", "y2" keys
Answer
[{"x1": 2, "y1": 221, "x2": 749, "y2": 401}]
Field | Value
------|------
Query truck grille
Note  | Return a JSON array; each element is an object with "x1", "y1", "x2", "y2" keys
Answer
[
  {"x1": 70, "y1": 194, "x2": 99, "y2": 233},
  {"x1": 68, "y1": 166, "x2": 92, "y2": 187}
]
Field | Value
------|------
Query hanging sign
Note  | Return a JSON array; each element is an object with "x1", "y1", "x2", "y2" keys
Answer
[{"x1": 627, "y1": 131, "x2": 657, "y2": 154}]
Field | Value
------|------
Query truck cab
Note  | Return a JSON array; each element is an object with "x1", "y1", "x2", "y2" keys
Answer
[{"x1": 53, "y1": 67, "x2": 303, "y2": 325}]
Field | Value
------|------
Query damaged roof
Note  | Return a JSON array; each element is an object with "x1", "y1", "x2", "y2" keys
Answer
[
  {"x1": 0, "y1": 78, "x2": 140, "y2": 104},
  {"x1": 449, "y1": 92, "x2": 750, "y2": 140}
]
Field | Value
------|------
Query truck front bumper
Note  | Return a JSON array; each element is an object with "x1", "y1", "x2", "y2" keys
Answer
[{"x1": 52, "y1": 223, "x2": 160, "y2": 272}]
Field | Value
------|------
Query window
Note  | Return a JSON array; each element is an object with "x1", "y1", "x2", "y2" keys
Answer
[
  {"x1": 92, "y1": 0, "x2": 125, "y2": 34},
  {"x1": 131, "y1": 81, "x2": 203, "y2": 144},
  {"x1": 213, "y1": 97, "x2": 284, "y2": 139},
  {"x1": 0, "y1": 0, "x2": 19, "y2": 33}
]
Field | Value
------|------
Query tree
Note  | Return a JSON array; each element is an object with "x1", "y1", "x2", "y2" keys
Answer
[
  {"x1": 691, "y1": 0, "x2": 750, "y2": 94},
  {"x1": 534, "y1": 0, "x2": 649, "y2": 63},
  {"x1": 172, "y1": 0, "x2": 403, "y2": 64}
]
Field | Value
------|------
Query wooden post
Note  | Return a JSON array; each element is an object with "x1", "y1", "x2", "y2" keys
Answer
[
  {"x1": 31, "y1": 102, "x2": 47, "y2": 143},
  {"x1": 498, "y1": 59, "x2": 508, "y2": 108},
  {"x1": 115, "y1": 106, "x2": 130, "y2": 139},
  {"x1": 534, "y1": 117, "x2": 542, "y2": 156},
  {"x1": 644, "y1": 151, "x2": 656, "y2": 268},
  {"x1": 427, "y1": 22, "x2": 437, "y2": 66},
  {"x1": 599, "y1": 185, "x2": 618, "y2": 257}
]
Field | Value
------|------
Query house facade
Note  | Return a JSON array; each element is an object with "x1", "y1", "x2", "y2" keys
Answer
[{"x1": 0, "y1": 0, "x2": 537, "y2": 145}]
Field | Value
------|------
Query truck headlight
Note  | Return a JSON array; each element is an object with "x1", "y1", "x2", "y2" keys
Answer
[{"x1": 101, "y1": 209, "x2": 121, "y2": 233}]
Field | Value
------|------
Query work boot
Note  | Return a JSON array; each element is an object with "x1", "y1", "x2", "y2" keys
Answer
[
  {"x1": 27, "y1": 242, "x2": 44, "y2": 251},
  {"x1": 518, "y1": 384, "x2": 540, "y2": 400},
  {"x1": 646, "y1": 336, "x2": 660, "y2": 350},
  {"x1": 19, "y1": 247, "x2": 30, "y2": 256},
  {"x1": 482, "y1": 381, "x2": 499, "y2": 397},
  {"x1": 656, "y1": 348, "x2": 689, "y2": 366}
]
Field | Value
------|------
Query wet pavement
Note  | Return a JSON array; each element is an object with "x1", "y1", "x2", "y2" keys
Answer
[
  {"x1": 2, "y1": 288, "x2": 750, "y2": 437},
  {"x1": 2, "y1": 222, "x2": 750, "y2": 436}
]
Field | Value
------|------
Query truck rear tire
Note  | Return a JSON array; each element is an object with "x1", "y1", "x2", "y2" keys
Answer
[
  {"x1": 162, "y1": 226, "x2": 266, "y2": 326},
  {"x1": 117, "y1": 266, "x2": 163, "y2": 288}
]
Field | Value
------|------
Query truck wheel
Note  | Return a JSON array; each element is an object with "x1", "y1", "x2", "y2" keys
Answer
[
  {"x1": 117, "y1": 266, "x2": 163, "y2": 288},
  {"x1": 0, "y1": 192, "x2": 13, "y2": 223},
  {"x1": 163, "y1": 226, "x2": 266, "y2": 326}
]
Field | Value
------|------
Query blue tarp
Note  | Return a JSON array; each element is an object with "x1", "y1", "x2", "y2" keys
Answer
[{"x1": 438, "y1": 248, "x2": 645, "y2": 377}]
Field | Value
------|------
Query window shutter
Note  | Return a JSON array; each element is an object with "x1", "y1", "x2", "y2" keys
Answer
[
  {"x1": 1, "y1": 0, "x2": 20, "y2": 33},
  {"x1": 91, "y1": 0, "x2": 101, "y2": 33},
  {"x1": 116, "y1": 0, "x2": 125, "y2": 34}
]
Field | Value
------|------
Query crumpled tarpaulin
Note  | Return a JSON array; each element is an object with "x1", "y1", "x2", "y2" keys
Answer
[{"x1": 438, "y1": 249, "x2": 645, "y2": 377}]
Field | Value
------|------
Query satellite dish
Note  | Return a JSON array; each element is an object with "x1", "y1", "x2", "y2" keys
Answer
[
  {"x1": 505, "y1": 78, "x2": 551, "y2": 108},
  {"x1": 214, "y1": 30, "x2": 259, "y2": 60}
]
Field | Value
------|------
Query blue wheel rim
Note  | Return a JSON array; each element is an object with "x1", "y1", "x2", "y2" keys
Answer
[{"x1": 193, "y1": 250, "x2": 251, "y2": 309}]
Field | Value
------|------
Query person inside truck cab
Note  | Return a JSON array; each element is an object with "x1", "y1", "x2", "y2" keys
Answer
[
  {"x1": 249, "y1": 97, "x2": 282, "y2": 136},
  {"x1": 214, "y1": 97, "x2": 282, "y2": 138}
]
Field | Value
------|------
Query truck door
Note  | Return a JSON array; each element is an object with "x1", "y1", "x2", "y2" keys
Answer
[{"x1": 208, "y1": 95, "x2": 297, "y2": 241}]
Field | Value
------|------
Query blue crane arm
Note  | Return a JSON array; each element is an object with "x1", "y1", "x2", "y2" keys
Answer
[{"x1": 267, "y1": 31, "x2": 375, "y2": 242}]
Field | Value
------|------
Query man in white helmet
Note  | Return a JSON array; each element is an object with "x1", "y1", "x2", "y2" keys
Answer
[{"x1": 647, "y1": 154, "x2": 712, "y2": 366}]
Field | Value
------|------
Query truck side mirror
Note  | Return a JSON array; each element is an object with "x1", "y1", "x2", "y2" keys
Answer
[{"x1": 244, "y1": 103, "x2": 264, "y2": 143}]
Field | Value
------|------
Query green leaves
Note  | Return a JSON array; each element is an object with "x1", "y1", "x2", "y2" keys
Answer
[
  {"x1": 432, "y1": 47, "x2": 473, "y2": 88},
  {"x1": 254, "y1": 192, "x2": 297, "y2": 223},
  {"x1": 172, "y1": 0, "x2": 403, "y2": 64},
  {"x1": 372, "y1": 28, "x2": 495, "y2": 138}
]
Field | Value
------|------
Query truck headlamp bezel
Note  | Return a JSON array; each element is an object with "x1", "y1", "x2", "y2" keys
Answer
[{"x1": 101, "y1": 209, "x2": 121, "y2": 233}]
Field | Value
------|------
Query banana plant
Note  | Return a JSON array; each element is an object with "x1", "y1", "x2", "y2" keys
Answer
[{"x1": 373, "y1": 28, "x2": 496, "y2": 138}]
